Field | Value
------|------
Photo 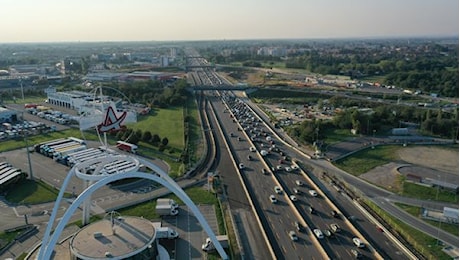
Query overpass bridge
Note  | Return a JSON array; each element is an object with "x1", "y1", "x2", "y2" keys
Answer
[{"x1": 187, "y1": 85, "x2": 257, "y2": 91}]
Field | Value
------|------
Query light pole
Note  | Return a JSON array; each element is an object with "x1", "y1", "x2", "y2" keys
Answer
[
  {"x1": 436, "y1": 174, "x2": 441, "y2": 245},
  {"x1": 22, "y1": 111, "x2": 34, "y2": 180}
]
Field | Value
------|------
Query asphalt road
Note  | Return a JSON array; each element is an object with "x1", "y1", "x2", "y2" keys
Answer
[
  {"x1": 205, "y1": 94, "x2": 272, "y2": 260},
  {"x1": 241, "y1": 95, "x2": 416, "y2": 259},
  {"x1": 211, "y1": 93, "x2": 326, "y2": 259}
]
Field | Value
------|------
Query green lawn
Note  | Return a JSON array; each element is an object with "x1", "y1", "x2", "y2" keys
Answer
[
  {"x1": 118, "y1": 186, "x2": 218, "y2": 220},
  {"x1": 333, "y1": 145, "x2": 399, "y2": 175},
  {"x1": 323, "y1": 128, "x2": 355, "y2": 145},
  {"x1": 396, "y1": 203, "x2": 459, "y2": 236},
  {"x1": 5, "y1": 179, "x2": 71, "y2": 204},
  {"x1": 401, "y1": 182, "x2": 458, "y2": 204},
  {"x1": 367, "y1": 200, "x2": 451, "y2": 259},
  {"x1": 129, "y1": 106, "x2": 184, "y2": 150}
]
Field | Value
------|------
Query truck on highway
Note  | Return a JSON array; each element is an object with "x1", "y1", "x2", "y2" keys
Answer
[
  {"x1": 201, "y1": 235, "x2": 229, "y2": 252},
  {"x1": 155, "y1": 227, "x2": 179, "y2": 239},
  {"x1": 156, "y1": 204, "x2": 179, "y2": 216},
  {"x1": 157, "y1": 198, "x2": 179, "y2": 209}
]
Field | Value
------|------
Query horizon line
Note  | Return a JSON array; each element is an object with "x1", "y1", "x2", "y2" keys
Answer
[{"x1": 0, "y1": 35, "x2": 458, "y2": 45}]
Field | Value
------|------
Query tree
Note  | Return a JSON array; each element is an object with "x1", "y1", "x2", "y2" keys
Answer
[
  {"x1": 142, "y1": 131, "x2": 152, "y2": 142},
  {"x1": 161, "y1": 137, "x2": 169, "y2": 146},
  {"x1": 151, "y1": 134, "x2": 161, "y2": 145}
]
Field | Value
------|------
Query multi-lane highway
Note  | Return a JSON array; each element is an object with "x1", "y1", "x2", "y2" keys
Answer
[{"x1": 186, "y1": 50, "x2": 418, "y2": 259}]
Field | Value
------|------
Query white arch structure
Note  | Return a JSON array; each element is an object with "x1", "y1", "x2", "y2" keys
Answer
[{"x1": 38, "y1": 155, "x2": 228, "y2": 260}]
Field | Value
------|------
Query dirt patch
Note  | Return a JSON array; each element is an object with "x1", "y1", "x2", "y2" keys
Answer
[
  {"x1": 361, "y1": 162, "x2": 404, "y2": 192},
  {"x1": 361, "y1": 146, "x2": 458, "y2": 190},
  {"x1": 397, "y1": 146, "x2": 458, "y2": 174}
]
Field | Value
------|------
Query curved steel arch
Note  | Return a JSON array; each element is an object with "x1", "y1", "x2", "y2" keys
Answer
[{"x1": 38, "y1": 157, "x2": 228, "y2": 260}]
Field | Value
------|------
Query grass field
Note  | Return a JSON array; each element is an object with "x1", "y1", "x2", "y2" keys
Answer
[
  {"x1": 323, "y1": 128, "x2": 355, "y2": 145},
  {"x1": 129, "y1": 106, "x2": 184, "y2": 150},
  {"x1": 401, "y1": 182, "x2": 458, "y2": 203},
  {"x1": 367, "y1": 200, "x2": 451, "y2": 259},
  {"x1": 5, "y1": 179, "x2": 71, "y2": 204},
  {"x1": 118, "y1": 186, "x2": 218, "y2": 220},
  {"x1": 396, "y1": 203, "x2": 459, "y2": 236},
  {"x1": 334, "y1": 145, "x2": 399, "y2": 175}
]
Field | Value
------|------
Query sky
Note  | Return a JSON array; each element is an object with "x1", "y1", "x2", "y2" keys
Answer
[{"x1": 0, "y1": 0, "x2": 458, "y2": 43}]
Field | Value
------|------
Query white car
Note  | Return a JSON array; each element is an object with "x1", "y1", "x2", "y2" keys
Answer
[
  {"x1": 289, "y1": 195, "x2": 297, "y2": 202},
  {"x1": 274, "y1": 186, "x2": 282, "y2": 194},
  {"x1": 313, "y1": 229, "x2": 324, "y2": 239},
  {"x1": 285, "y1": 166, "x2": 292, "y2": 172},
  {"x1": 239, "y1": 163, "x2": 244, "y2": 169},
  {"x1": 352, "y1": 237, "x2": 365, "y2": 248},
  {"x1": 291, "y1": 165, "x2": 299, "y2": 170},
  {"x1": 288, "y1": 230, "x2": 298, "y2": 241},
  {"x1": 249, "y1": 146, "x2": 256, "y2": 152},
  {"x1": 309, "y1": 190, "x2": 318, "y2": 197},
  {"x1": 295, "y1": 180, "x2": 304, "y2": 186},
  {"x1": 276, "y1": 165, "x2": 283, "y2": 171},
  {"x1": 293, "y1": 188, "x2": 301, "y2": 194},
  {"x1": 269, "y1": 195, "x2": 277, "y2": 203}
]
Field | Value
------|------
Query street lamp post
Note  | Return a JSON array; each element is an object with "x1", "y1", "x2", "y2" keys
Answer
[
  {"x1": 436, "y1": 174, "x2": 441, "y2": 245},
  {"x1": 22, "y1": 111, "x2": 34, "y2": 180}
]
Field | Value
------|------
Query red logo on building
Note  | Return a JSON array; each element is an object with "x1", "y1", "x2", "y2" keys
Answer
[{"x1": 97, "y1": 106, "x2": 127, "y2": 133}]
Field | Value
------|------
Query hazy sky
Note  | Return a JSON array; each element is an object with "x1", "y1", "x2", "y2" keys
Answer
[{"x1": 0, "y1": 0, "x2": 458, "y2": 42}]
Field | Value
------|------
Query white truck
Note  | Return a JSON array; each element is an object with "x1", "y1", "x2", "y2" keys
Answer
[
  {"x1": 157, "y1": 198, "x2": 179, "y2": 209},
  {"x1": 156, "y1": 204, "x2": 179, "y2": 216},
  {"x1": 155, "y1": 227, "x2": 179, "y2": 239},
  {"x1": 201, "y1": 235, "x2": 229, "y2": 252}
]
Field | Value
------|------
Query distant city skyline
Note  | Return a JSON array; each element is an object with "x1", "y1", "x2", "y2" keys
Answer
[{"x1": 0, "y1": 0, "x2": 458, "y2": 43}]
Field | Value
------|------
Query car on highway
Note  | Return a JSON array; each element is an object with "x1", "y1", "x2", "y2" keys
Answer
[
  {"x1": 247, "y1": 155, "x2": 252, "y2": 161},
  {"x1": 351, "y1": 249, "x2": 362, "y2": 258},
  {"x1": 313, "y1": 229, "x2": 324, "y2": 239},
  {"x1": 330, "y1": 223, "x2": 341, "y2": 233},
  {"x1": 274, "y1": 186, "x2": 282, "y2": 194},
  {"x1": 352, "y1": 237, "x2": 365, "y2": 248},
  {"x1": 285, "y1": 166, "x2": 292, "y2": 172},
  {"x1": 323, "y1": 229, "x2": 333, "y2": 238},
  {"x1": 249, "y1": 146, "x2": 256, "y2": 152},
  {"x1": 288, "y1": 231, "x2": 298, "y2": 241},
  {"x1": 308, "y1": 206, "x2": 316, "y2": 214},
  {"x1": 289, "y1": 195, "x2": 297, "y2": 202},
  {"x1": 294, "y1": 221, "x2": 303, "y2": 232},
  {"x1": 238, "y1": 163, "x2": 244, "y2": 169},
  {"x1": 269, "y1": 195, "x2": 277, "y2": 203},
  {"x1": 331, "y1": 210, "x2": 340, "y2": 218},
  {"x1": 261, "y1": 168, "x2": 268, "y2": 175},
  {"x1": 291, "y1": 165, "x2": 299, "y2": 171},
  {"x1": 276, "y1": 165, "x2": 283, "y2": 171},
  {"x1": 295, "y1": 180, "x2": 303, "y2": 186},
  {"x1": 293, "y1": 188, "x2": 301, "y2": 194},
  {"x1": 308, "y1": 190, "x2": 318, "y2": 197}
]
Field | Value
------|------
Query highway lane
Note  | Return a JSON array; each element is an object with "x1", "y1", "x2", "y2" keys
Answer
[
  {"x1": 203, "y1": 93, "x2": 272, "y2": 260},
  {"x1": 226, "y1": 96, "x2": 377, "y2": 259},
  {"x1": 210, "y1": 93, "x2": 326, "y2": 259},
  {"x1": 241, "y1": 96, "x2": 419, "y2": 259}
]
